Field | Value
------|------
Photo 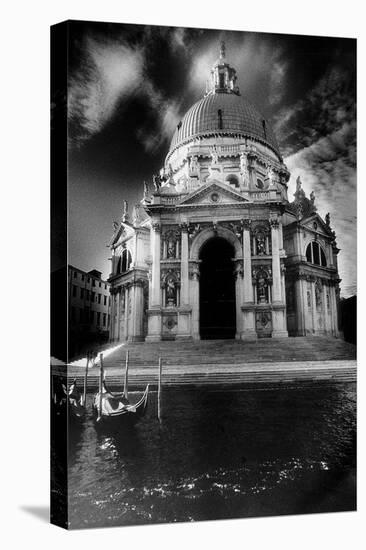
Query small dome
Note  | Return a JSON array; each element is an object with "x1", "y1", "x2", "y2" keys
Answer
[{"x1": 168, "y1": 92, "x2": 281, "y2": 159}]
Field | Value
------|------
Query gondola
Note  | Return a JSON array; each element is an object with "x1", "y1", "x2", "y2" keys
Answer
[
  {"x1": 93, "y1": 351, "x2": 149, "y2": 425},
  {"x1": 51, "y1": 351, "x2": 94, "y2": 423}
]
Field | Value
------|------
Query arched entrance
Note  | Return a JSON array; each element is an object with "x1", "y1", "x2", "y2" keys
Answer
[{"x1": 199, "y1": 237, "x2": 236, "y2": 339}]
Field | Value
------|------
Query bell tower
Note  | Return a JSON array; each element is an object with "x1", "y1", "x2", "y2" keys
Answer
[{"x1": 208, "y1": 42, "x2": 240, "y2": 95}]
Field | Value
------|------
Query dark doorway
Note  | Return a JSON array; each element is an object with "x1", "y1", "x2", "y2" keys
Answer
[{"x1": 199, "y1": 237, "x2": 236, "y2": 339}]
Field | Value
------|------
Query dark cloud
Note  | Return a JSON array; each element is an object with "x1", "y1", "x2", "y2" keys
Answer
[{"x1": 66, "y1": 22, "x2": 356, "y2": 296}]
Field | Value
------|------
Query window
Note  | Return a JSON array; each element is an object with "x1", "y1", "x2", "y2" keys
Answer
[
  {"x1": 104, "y1": 295, "x2": 107, "y2": 306},
  {"x1": 305, "y1": 241, "x2": 327, "y2": 267},
  {"x1": 97, "y1": 312, "x2": 101, "y2": 325},
  {"x1": 219, "y1": 73, "x2": 225, "y2": 88},
  {"x1": 87, "y1": 277, "x2": 90, "y2": 284},
  {"x1": 80, "y1": 288, "x2": 84, "y2": 299},
  {"x1": 86, "y1": 290, "x2": 90, "y2": 300},
  {"x1": 91, "y1": 291, "x2": 95, "y2": 302},
  {"x1": 73, "y1": 271, "x2": 77, "y2": 278},
  {"x1": 105, "y1": 283, "x2": 107, "y2": 290},
  {"x1": 103, "y1": 313, "x2": 106, "y2": 327},
  {"x1": 98, "y1": 294, "x2": 101, "y2": 304},
  {"x1": 226, "y1": 174, "x2": 239, "y2": 188},
  {"x1": 99, "y1": 281, "x2": 101, "y2": 288},
  {"x1": 92, "y1": 279, "x2": 95, "y2": 287},
  {"x1": 72, "y1": 285, "x2": 77, "y2": 297},
  {"x1": 81, "y1": 274, "x2": 85, "y2": 281},
  {"x1": 218, "y1": 109, "x2": 223, "y2": 129},
  {"x1": 117, "y1": 249, "x2": 132, "y2": 273}
]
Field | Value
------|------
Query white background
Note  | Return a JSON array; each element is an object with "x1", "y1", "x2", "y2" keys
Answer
[{"x1": 1, "y1": 1, "x2": 364, "y2": 548}]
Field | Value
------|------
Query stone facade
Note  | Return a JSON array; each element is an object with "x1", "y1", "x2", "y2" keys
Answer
[{"x1": 108, "y1": 45, "x2": 340, "y2": 342}]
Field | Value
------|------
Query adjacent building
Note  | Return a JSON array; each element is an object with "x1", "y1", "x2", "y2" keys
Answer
[
  {"x1": 68, "y1": 265, "x2": 111, "y2": 355},
  {"x1": 108, "y1": 44, "x2": 341, "y2": 343}
]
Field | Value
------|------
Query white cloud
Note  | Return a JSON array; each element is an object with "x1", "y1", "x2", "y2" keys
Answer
[
  {"x1": 68, "y1": 35, "x2": 182, "y2": 151},
  {"x1": 285, "y1": 122, "x2": 357, "y2": 297},
  {"x1": 68, "y1": 37, "x2": 144, "y2": 144}
]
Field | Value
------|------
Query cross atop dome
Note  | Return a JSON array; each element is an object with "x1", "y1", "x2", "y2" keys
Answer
[{"x1": 208, "y1": 42, "x2": 240, "y2": 96}]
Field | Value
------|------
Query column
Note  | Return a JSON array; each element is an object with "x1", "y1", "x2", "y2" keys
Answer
[
  {"x1": 270, "y1": 218, "x2": 288, "y2": 337},
  {"x1": 240, "y1": 219, "x2": 256, "y2": 340},
  {"x1": 129, "y1": 281, "x2": 145, "y2": 342},
  {"x1": 116, "y1": 289, "x2": 121, "y2": 341},
  {"x1": 295, "y1": 278, "x2": 306, "y2": 336},
  {"x1": 109, "y1": 290, "x2": 115, "y2": 342},
  {"x1": 124, "y1": 286, "x2": 129, "y2": 341},
  {"x1": 151, "y1": 222, "x2": 161, "y2": 306},
  {"x1": 146, "y1": 221, "x2": 162, "y2": 342},
  {"x1": 180, "y1": 224, "x2": 189, "y2": 306},
  {"x1": 177, "y1": 222, "x2": 192, "y2": 339},
  {"x1": 271, "y1": 219, "x2": 282, "y2": 302}
]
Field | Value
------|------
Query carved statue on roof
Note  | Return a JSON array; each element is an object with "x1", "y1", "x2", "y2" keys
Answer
[
  {"x1": 113, "y1": 221, "x2": 119, "y2": 231},
  {"x1": 310, "y1": 190, "x2": 315, "y2": 203},
  {"x1": 122, "y1": 200, "x2": 129, "y2": 221},
  {"x1": 325, "y1": 213, "x2": 331, "y2": 227},
  {"x1": 153, "y1": 174, "x2": 161, "y2": 191},
  {"x1": 296, "y1": 175, "x2": 302, "y2": 192},
  {"x1": 267, "y1": 165, "x2": 275, "y2": 186},
  {"x1": 211, "y1": 146, "x2": 219, "y2": 165}
]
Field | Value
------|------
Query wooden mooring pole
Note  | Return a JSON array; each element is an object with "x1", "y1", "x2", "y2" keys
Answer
[
  {"x1": 97, "y1": 353, "x2": 104, "y2": 422},
  {"x1": 158, "y1": 357, "x2": 163, "y2": 422},
  {"x1": 124, "y1": 350, "x2": 129, "y2": 400},
  {"x1": 83, "y1": 353, "x2": 90, "y2": 407}
]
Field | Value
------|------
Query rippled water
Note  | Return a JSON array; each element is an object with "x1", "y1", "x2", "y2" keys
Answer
[{"x1": 64, "y1": 383, "x2": 356, "y2": 529}]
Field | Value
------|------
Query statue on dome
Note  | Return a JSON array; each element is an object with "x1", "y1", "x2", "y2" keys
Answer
[
  {"x1": 153, "y1": 174, "x2": 162, "y2": 191},
  {"x1": 211, "y1": 147, "x2": 219, "y2": 165},
  {"x1": 296, "y1": 175, "x2": 302, "y2": 192},
  {"x1": 189, "y1": 156, "x2": 199, "y2": 176},
  {"x1": 143, "y1": 181, "x2": 149, "y2": 198},
  {"x1": 267, "y1": 165, "x2": 275, "y2": 186},
  {"x1": 122, "y1": 200, "x2": 129, "y2": 221}
]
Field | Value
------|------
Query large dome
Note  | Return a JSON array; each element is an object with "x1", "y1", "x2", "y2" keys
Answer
[{"x1": 168, "y1": 92, "x2": 281, "y2": 159}]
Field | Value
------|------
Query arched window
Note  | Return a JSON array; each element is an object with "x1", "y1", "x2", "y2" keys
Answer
[
  {"x1": 305, "y1": 241, "x2": 326, "y2": 267},
  {"x1": 226, "y1": 174, "x2": 239, "y2": 188},
  {"x1": 116, "y1": 249, "x2": 132, "y2": 274}
]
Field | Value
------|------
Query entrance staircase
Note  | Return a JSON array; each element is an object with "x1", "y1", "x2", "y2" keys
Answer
[{"x1": 65, "y1": 337, "x2": 356, "y2": 389}]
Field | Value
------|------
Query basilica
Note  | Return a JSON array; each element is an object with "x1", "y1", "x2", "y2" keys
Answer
[{"x1": 108, "y1": 44, "x2": 341, "y2": 343}]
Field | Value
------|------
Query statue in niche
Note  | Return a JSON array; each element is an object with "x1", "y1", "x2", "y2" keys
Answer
[
  {"x1": 315, "y1": 280, "x2": 322, "y2": 307},
  {"x1": 257, "y1": 275, "x2": 267, "y2": 303},
  {"x1": 167, "y1": 240, "x2": 175, "y2": 258},
  {"x1": 256, "y1": 233, "x2": 266, "y2": 255},
  {"x1": 166, "y1": 277, "x2": 176, "y2": 306}
]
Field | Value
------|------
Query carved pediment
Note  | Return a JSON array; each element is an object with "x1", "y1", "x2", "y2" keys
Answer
[
  {"x1": 178, "y1": 181, "x2": 248, "y2": 207},
  {"x1": 301, "y1": 213, "x2": 333, "y2": 238},
  {"x1": 109, "y1": 222, "x2": 135, "y2": 247}
]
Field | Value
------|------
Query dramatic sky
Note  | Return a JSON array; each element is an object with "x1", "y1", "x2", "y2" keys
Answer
[{"x1": 66, "y1": 21, "x2": 356, "y2": 297}]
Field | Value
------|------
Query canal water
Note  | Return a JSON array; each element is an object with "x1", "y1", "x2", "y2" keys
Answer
[{"x1": 65, "y1": 383, "x2": 356, "y2": 529}]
